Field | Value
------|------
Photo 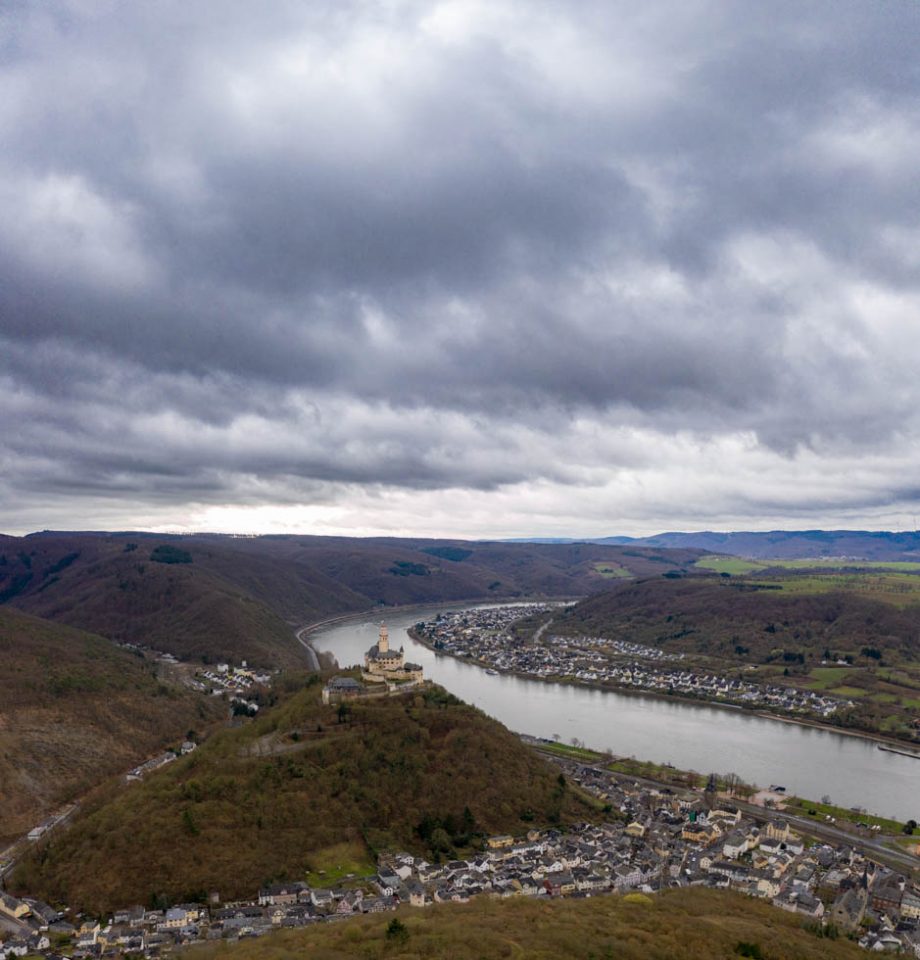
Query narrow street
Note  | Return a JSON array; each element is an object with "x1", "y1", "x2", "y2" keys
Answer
[{"x1": 295, "y1": 625, "x2": 321, "y2": 671}]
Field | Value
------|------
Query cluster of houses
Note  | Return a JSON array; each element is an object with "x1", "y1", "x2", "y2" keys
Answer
[
  {"x1": 115, "y1": 642, "x2": 273, "y2": 705},
  {"x1": 561, "y1": 635, "x2": 686, "y2": 663},
  {"x1": 417, "y1": 610, "x2": 849, "y2": 718},
  {"x1": 415, "y1": 604, "x2": 565, "y2": 650},
  {"x1": 542, "y1": 634, "x2": 849, "y2": 717},
  {"x1": 190, "y1": 662, "x2": 272, "y2": 697},
  {"x1": 558, "y1": 758, "x2": 920, "y2": 953},
  {"x1": 3, "y1": 756, "x2": 918, "y2": 957}
]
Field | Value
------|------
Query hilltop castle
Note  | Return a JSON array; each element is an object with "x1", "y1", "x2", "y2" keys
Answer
[{"x1": 363, "y1": 624, "x2": 423, "y2": 684}]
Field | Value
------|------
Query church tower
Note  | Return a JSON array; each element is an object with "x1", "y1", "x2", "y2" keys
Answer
[{"x1": 378, "y1": 623, "x2": 389, "y2": 653}]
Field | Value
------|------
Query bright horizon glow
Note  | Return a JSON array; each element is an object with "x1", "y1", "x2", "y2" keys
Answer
[{"x1": 3, "y1": 2, "x2": 920, "y2": 537}]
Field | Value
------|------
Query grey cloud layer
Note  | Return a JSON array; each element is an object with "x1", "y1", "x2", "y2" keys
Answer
[{"x1": 2, "y1": 0, "x2": 920, "y2": 533}]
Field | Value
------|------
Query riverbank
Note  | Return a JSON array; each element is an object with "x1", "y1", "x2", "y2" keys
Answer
[
  {"x1": 295, "y1": 595, "x2": 579, "y2": 643},
  {"x1": 529, "y1": 739, "x2": 920, "y2": 864},
  {"x1": 409, "y1": 626, "x2": 756, "y2": 710},
  {"x1": 294, "y1": 600, "x2": 565, "y2": 674},
  {"x1": 408, "y1": 625, "x2": 916, "y2": 753},
  {"x1": 749, "y1": 709, "x2": 920, "y2": 753},
  {"x1": 878, "y1": 743, "x2": 920, "y2": 759},
  {"x1": 312, "y1": 603, "x2": 920, "y2": 821}
]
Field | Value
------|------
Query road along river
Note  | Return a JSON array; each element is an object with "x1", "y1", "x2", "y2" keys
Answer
[{"x1": 311, "y1": 604, "x2": 920, "y2": 821}]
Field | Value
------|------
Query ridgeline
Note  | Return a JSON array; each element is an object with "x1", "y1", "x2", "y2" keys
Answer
[{"x1": 0, "y1": 532, "x2": 701, "y2": 666}]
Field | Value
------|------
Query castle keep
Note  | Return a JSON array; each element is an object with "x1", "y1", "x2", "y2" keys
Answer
[{"x1": 363, "y1": 624, "x2": 424, "y2": 683}]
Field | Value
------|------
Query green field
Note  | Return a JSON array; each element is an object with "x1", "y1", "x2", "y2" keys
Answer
[
  {"x1": 697, "y1": 555, "x2": 920, "y2": 576},
  {"x1": 695, "y1": 556, "x2": 768, "y2": 574},
  {"x1": 890, "y1": 836, "x2": 920, "y2": 853},
  {"x1": 607, "y1": 757, "x2": 707, "y2": 789},
  {"x1": 305, "y1": 842, "x2": 375, "y2": 887},
  {"x1": 773, "y1": 559, "x2": 920, "y2": 572},
  {"x1": 870, "y1": 692, "x2": 900, "y2": 704},
  {"x1": 538, "y1": 741, "x2": 607, "y2": 762},
  {"x1": 784, "y1": 796, "x2": 916, "y2": 836},
  {"x1": 746, "y1": 573, "x2": 920, "y2": 607},
  {"x1": 535, "y1": 743, "x2": 702, "y2": 788},
  {"x1": 804, "y1": 666, "x2": 855, "y2": 690}
]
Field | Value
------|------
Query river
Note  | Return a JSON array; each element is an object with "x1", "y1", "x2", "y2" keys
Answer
[{"x1": 311, "y1": 604, "x2": 920, "y2": 821}]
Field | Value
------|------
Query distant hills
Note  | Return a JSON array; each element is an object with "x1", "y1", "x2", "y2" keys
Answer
[
  {"x1": 11, "y1": 681, "x2": 599, "y2": 912},
  {"x1": 0, "y1": 533, "x2": 702, "y2": 666},
  {"x1": 513, "y1": 529, "x2": 920, "y2": 561}
]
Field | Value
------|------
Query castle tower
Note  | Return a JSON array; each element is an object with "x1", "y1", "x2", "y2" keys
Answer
[{"x1": 378, "y1": 623, "x2": 389, "y2": 653}]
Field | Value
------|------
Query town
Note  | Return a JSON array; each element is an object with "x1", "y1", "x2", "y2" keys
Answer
[
  {"x1": 414, "y1": 607, "x2": 850, "y2": 719},
  {"x1": 2, "y1": 747, "x2": 917, "y2": 957}
]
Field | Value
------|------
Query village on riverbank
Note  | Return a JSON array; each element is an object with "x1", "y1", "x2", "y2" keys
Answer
[
  {"x1": 4, "y1": 605, "x2": 919, "y2": 959},
  {"x1": 412, "y1": 606, "x2": 853, "y2": 720}
]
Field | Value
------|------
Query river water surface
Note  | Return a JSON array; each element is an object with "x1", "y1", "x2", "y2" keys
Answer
[{"x1": 312, "y1": 604, "x2": 919, "y2": 821}]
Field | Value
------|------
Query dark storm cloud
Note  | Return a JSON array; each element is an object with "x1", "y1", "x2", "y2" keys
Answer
[{"x1": 2, "y1": 0, "x2": 920, "y2": 533}]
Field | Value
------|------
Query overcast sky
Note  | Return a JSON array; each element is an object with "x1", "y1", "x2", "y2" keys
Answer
[{"x1": 2, "y1": 0, "x2": 920, "y2": 538}]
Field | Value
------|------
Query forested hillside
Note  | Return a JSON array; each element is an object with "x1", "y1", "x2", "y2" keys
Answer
[
  {"x1": 0, "y1": 607, "x2": 220, "y2": 846},
  {"x1": 555, "y1": 575, "x2": 920, "y2": 662},
  {"x1": 12, "y1": 681, "x2": 599, "y2": 912},
  {"x1": 0, "y1": 533, "x2": 702, "y2": 666}
]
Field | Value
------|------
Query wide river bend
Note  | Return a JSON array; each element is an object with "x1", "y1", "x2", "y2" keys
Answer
[{"x1": 312, "y1": 604, "x2": 919, "y2": 821}]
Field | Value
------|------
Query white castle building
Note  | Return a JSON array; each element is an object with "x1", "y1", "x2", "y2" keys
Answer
[{"x1": 363, "y1": 624, "x2": 424, "y2": 684}]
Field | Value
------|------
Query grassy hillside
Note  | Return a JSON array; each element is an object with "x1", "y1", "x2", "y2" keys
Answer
[
  {"x1": 0, "y1": 607, "x2": 220, "y2": 846},
  {"x1": 184, "y1": 889, "x2": 863, "y2": 960},
  {"x1": 11, "y1": 681, "x2": 599, "y2": 912},
  {"x1": 1, "y1": 533, "x2": 702, "y2": 666}
]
